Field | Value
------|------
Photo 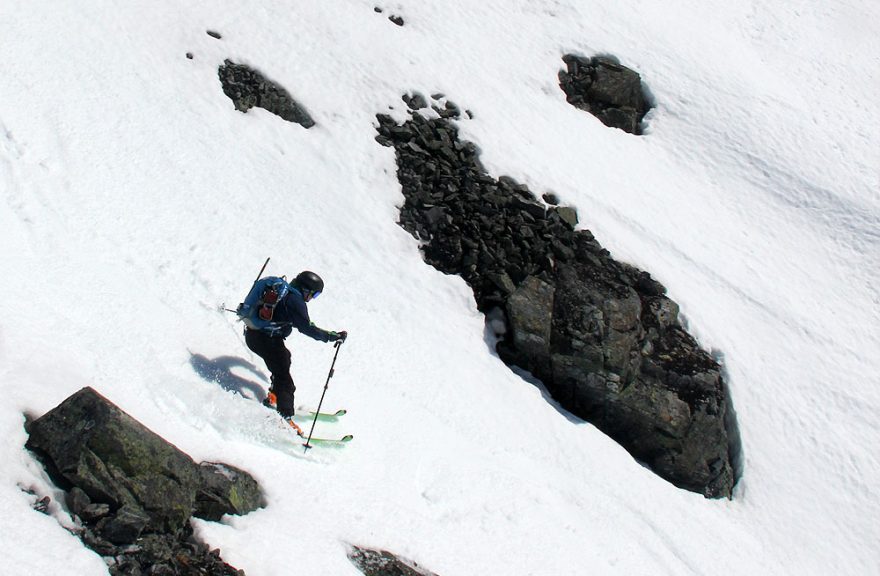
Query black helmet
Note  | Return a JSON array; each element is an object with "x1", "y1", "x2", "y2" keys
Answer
[{"x1": 294, "y1": 271, "x2": 324, "y2": 296}]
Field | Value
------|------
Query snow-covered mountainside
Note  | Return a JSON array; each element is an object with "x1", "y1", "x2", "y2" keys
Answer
[{"x1": 1, "y1": 1, "x2": 878, "y2": 574}]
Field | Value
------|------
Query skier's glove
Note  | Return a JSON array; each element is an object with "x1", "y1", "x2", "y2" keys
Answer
[{"x1": 329, "y1": 330, "x2": 348, "y2": 342}]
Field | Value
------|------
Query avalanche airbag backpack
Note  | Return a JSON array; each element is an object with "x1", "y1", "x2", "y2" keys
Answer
[{"x1": 237, "y1": 276, "x2": 291, "y2": 331}]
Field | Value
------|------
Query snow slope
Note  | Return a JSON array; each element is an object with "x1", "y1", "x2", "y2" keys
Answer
[{"x1": 1, "y1": 0, "x2": 878, "y2": 574}]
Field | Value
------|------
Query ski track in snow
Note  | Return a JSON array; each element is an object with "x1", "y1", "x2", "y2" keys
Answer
[{"x1": 1, "y1": 121, "x2": 29, "y2": 227}]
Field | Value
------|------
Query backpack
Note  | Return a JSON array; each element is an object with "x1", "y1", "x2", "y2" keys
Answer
[{"x1": 236, "y1": 276, "x2": 291, "y2": 332}]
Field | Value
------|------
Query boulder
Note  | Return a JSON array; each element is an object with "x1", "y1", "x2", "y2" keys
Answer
[
  {"x1": 26, "y1": 387, "x2": 202, "y2": 533},
  {"x1": 195, "y1": 462, "x2": 265, "y2": 521},
  {"x1": 589, "y1": 58, "x2": 645, "y2": 109},
  {"x1": 559, "y1": 54, "x2": 650, "y2": 134},
  {"x1": 25, "y1": 387, "x2": 261, "y2": 575}
]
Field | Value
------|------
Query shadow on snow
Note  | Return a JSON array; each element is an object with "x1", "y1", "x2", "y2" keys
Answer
[{"x1": 188, "y1": 351, "x2": 267, "y2": 401}]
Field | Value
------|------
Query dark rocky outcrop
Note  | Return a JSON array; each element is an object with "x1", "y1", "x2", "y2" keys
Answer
[
  {"x1": 25, "y1": 387, "x2": 262, "y2": 575},
  {"x1": 375, "y1": 98, "x2": 740, "y2": 497},
  {"x1": 218, "y1": 60, "x2": 315, "y2": 128},
  {"x1": 348, "y1": 545, "x2": 439, "y2": 576},
  {"x1": 558, "y1": 54, "x2": 650, "y2": 134}
]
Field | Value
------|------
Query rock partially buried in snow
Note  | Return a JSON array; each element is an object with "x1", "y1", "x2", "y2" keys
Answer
[
  {"x1": 26, "y1": 387, "x2": 202, "y2": 534},
  {"x1": 25, "y1": 386, "x2": 260, "y2": 574},
  {"x1": 558, "y1": 54, "x2": 650, "y2": 134},
  {"x1": 348, "y1": 545, "x2": 440, "y2": 576},
  {"x1": 218, "y1": 59, "x2": 316, "y2": 128},
  {"x1": 195, "y1": 461, "x2": 265, "y2": 521},
  {"x1": 375, "y1": 102, "x2": 740, "y2": 498}
]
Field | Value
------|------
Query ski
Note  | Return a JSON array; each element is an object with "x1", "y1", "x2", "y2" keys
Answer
[
  {"x1": 261, "y1": 396, "x2": 346, "y2": 422},
  {"x1": 295, "y1": 408, "x2": 347, "y2": 423},
  {"x1": 279, "y1": 417, "x2": 352, "y2": 447},
  {"x1": 303, "y1": 434, "x2": 354, "y2": 447}
]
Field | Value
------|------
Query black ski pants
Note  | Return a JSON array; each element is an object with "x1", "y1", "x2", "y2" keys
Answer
[{"x1": 244, "y1": 328, "x2": 296, "y2": 417}]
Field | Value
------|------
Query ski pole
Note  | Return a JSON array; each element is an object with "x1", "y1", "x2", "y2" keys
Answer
[
  {"x1": 222, "y1": 257, "x2": 272, "y2": 315},
  {"x1": 254, "y1": 257, "x2": 270, "y2": 284},
  {"x1": 304, "y1": 339, "x2": 344, "y2": 452}
]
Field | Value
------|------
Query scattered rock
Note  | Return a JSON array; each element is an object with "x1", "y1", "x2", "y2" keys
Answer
[
  {"x1": 375, "y1": 102, "x2": 739, "y2": 497},
  {"x1": 558, "y1": 54, "x2": 650, "y2": 134},
  {"x1": 543, "y1": 192, "x2": 560, "y2": 205},
  {"x1": 403, "y1": 92, "x2": 428, "y2": 111},
  {"x1": 389, "y1": 15, "x2": 405, "y2": 26},
  {"x1": 186, "y1": 52, "x2": 193, "y2": 60},
  {"x1": 33, "y1": 495, "x2": 51, "y2": 514},
  {"x1": 218, "y1": 60, "x2": 315, "y2": 128},
  {"x1": 348, "y1": 545, "x2": 439, "y2": 576},
  {"x1": 206, "y1": 30, "x2": 222, "y2": 39}
]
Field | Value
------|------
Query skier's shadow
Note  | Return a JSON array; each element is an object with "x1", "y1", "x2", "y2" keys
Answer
[{"x1": 188, "y1": 352, "x2": 267, "y2": 401}]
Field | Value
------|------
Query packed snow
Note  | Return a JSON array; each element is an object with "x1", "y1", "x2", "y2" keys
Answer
[{"x1": 1, "y1": 0, "x2": 878, "y2": 574}]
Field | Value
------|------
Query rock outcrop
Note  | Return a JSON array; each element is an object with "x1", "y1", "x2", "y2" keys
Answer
[
  {"x1": 218, "y1": 60, "x2": 315, "y2": 128},
  {"x1": 558, "y1": 54, "x2": 650, "y2": 134},
  {"x1": 25, "y1": 386, "x2": 262, "y2": 575},
  {"x1": 375, "y1": 96, "x2": 739, "y2": 497},
  {"x1": 348, "y1": 545, "x2": 439, "y2": 576}
]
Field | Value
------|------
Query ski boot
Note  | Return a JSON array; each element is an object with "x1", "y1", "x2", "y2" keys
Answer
[{"x1": 262, "y1": 390, "x2": 277, "y2": 409}]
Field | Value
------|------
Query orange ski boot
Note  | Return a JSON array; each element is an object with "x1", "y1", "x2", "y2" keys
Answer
[{"x1": 262, "y1": 390, "x2": 277, "y2": 409}]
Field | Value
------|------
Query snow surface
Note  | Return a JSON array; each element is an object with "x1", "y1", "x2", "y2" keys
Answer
[{"x1": 1, "y1": 0, "x2": 878, "y2": 574}]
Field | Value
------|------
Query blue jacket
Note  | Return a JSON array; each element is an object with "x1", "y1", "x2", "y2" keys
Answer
[
  {"x1": 271, "y1": 286, "x2": 334, "y2": 341},
  {"x1": 239, "y1": 277, "x2": 334, "y2": 341}
]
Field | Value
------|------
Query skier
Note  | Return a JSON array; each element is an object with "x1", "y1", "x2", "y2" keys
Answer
[{"x1": 238, "y1": 270, "x2": 347, "y2": 432}]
